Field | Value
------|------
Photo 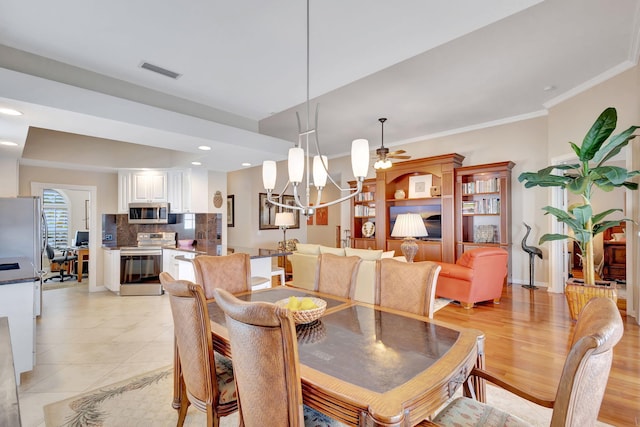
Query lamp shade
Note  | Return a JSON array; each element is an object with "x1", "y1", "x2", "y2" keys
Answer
[
  {"x1": 288, "y1": 147, "x2": 304, "y2": 183},
  {"x1": 351, "y1": 139, "x2": 370, "y2": 178},
  {"x1": 262, "y1": 160, "x2": 277, "y2": 190},
  {"x1": 391, "y1": 213, "x2": 428, "y2": 238},
  {"x1": 275, "y1": 212, "x2": 295, "y2": 227},
  {"x1": 313, "y1": 155, "x2": 328, "y2": 188}
]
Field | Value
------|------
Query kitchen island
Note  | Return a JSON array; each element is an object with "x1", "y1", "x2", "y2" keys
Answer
[{"x1": 170, "y1": 246, "x2": 291, "y2": 289}]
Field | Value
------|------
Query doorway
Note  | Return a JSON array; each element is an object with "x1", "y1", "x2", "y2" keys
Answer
[{"x1": 31, "y1": 182, "x2": 98, "y2": 293}]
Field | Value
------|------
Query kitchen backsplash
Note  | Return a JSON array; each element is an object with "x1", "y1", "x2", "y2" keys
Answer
[{"x1": 102, "y1": 213, "x2": 222, "y2": 250}]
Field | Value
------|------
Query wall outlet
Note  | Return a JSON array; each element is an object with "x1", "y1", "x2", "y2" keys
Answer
[{"x1": 105, "y1": 234, "x2": 113, "y2": 241}]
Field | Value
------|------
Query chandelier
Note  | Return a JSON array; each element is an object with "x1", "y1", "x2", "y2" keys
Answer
[{"x1": 262, "y1": 0, "x2": 370, "y2": 216}]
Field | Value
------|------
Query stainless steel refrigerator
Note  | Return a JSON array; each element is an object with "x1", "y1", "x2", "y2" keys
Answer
[
  {"x1": 0, "y1": 196, "x2": 45, "y2": 315},
  {"x1": 0, "y1": 196, "x2": 44, "y2": 383}
]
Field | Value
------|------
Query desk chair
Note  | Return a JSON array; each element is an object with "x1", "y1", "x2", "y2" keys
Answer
[{"x1": 44, "y1": 245, "x2": 77, "y2": 283}]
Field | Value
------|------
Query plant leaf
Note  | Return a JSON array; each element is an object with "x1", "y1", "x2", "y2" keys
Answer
[
  {"x1": 580, "y1": 107, "x2": 617, "y2": 161},
  {"x1": 567, "y1": 176, "x2": 589, "y2": 194},
  {"x1": 593, "y1": 126, "x2": 639, "y2": 165},
  {"x1": 539, "y1": 233, "x2": 571, "y2": 244},
  {"x1": 591, "y1": 208, "x2": 623, "y2": 224}
]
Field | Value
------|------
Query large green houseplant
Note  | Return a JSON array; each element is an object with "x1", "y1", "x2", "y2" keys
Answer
[{"x1": 518, "y1": 107, "x2": 639, "y2": 286}]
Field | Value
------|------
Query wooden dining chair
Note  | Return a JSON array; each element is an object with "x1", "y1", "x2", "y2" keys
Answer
[
  {"x1": 191, "y1": 253, "x2": 252, "y2": 299},
  {"x1": 212, "y1": 288, "x2": 346, "y2": 427},
  {"x1": 428, "y1": 297, "x2": 624, "y2": 427},
  {"x1": 314, "y1": 253, "x2": 362, "y2": 299},
  {"x1": 160, "y1": 272, "x2": 238, "y2": 427},
  {"x1": 374, "y1": 258, "x2": 442, "y2": 318}
]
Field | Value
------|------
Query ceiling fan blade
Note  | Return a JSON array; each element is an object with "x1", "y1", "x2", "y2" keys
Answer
[
  {"x1": 389, "y1": 154, "x2": 411, "y2": 159},
  {"x1": 387, "y1": 149, "x2": 406, "y2": 156}
]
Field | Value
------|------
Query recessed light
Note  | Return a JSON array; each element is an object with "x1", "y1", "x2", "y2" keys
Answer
[
  {"x1": 0, "y1": 141, "x2": 18, "y2": 146},
  {"x1": 191, "y1": 161, "x2": 202, "y2": 166},
  {"x1": 198, "y1": 145, "x2": 212, "y2": 151},
  {"x1": 241, "y1": 162, "x2": 251, "y2": 167},
  {"x1": 0, "y1": 108, "x2": 22, "y2": 116}
]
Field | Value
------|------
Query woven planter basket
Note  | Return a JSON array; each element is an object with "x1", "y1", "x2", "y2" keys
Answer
[{"x1": 565, "y1": 279, "x2": 617, "y2": 321}]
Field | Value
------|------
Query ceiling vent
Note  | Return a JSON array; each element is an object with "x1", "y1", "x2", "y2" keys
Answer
[{"x1": 139, "y1": 61, "x2": 182, "y2": 79}]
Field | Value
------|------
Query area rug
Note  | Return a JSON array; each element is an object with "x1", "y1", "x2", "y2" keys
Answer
[{"x1": 44, "y1": 362, "x2": 611, "y2": 427}]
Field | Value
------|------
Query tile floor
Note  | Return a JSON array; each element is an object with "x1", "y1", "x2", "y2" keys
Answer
[{"x1": 18, "y1": 283, "x2": 176, "y2": 427}]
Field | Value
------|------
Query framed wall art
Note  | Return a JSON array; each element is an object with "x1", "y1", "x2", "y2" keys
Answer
[
  {"x1": 259, "y1": 193, "x2": 301, "y2": 230},
  {"x1": 227, "y1": 195, "x2": 235, "y2": 227},
  {"x1": 409, "y1": 174, "x2": 433, "y2": 198}
]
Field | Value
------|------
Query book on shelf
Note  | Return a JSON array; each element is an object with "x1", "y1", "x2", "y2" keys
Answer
[
  {"x1": 462, "y1": 177, "x2": 501, "y2": 194},
  {"x1": 462, "y1": 201, "x2": 476, "y2": 214},
  {"x1": 356, "y1": 191, "x2": 375, "y2": 202},
  {"x1": 354, "y1": 205, "x2": 376, "y2": 217}
]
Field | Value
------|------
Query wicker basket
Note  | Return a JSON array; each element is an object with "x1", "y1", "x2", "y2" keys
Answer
[
  {"x1": 276, "y1": 297, "x2": 327, "y2": 324},
  {"x1": 565, "y1": 280, "x2": 617, "y2": 321}
]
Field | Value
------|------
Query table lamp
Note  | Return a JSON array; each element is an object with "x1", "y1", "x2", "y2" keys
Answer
[
  {"x1": 391, "y1": 213, "x2": 428, "y2": 262},
  {"x1": 275, "y1": 212, "x2": 295, "y2": 243}
]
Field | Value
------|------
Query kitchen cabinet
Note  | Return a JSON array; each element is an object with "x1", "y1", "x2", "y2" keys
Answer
[
  {"x1": 167, "y1": 169, "x2": 208, "y2": 213},
  {"x1": 131, "y1": 171, "x2": 168, "y2": 203},
  {"x1": 103, "y1": 248, "x2": 120, "y2": 293},
  {"x1": 162, "y1": 248, "x2": 183, "y2": 279},
  {"x1": 119, "y1": 168, "x2": 208, "y2": 214},
  {"x1": 0, "y1": 281, "x2": 35, "y2": 383}
]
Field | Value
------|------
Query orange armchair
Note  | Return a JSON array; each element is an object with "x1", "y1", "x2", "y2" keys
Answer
[{"x1": 436, "y1": 247, "x2": 508, "y2": 309}]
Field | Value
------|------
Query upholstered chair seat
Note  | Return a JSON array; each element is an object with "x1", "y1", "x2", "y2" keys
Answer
[
  {"x1": 375, "y1": 258, "x2": 441, "y2": 318},
  {"x1": 191, "y1": 253, "x2": 252, "y2": 299},
  {"x1": 315, "y1": 253, "x2": 362, "y2": 299},
  {"x1": 213, "y1": 287, "x2": 346, "y2": 426},
  {"x1": 429, "y1": 297, "x2": 623, "y2": 427},
  {"x1": 159, "y1": 272, "x2": 238, "y2": 426}
]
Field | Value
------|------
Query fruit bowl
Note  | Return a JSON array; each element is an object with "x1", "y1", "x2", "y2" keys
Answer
[{"x1": 276, "y1": 297, "x2": 327, "y2": 324}]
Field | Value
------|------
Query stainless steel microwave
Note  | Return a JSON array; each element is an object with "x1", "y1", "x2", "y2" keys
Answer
[{"x1": 128, "y1": 202, "x2": 170, "y2": 224}]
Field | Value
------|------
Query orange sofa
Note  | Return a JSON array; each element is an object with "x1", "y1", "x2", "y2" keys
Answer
[{"x1": 436, "y1": 247, "x2": 508, "y2": 309}]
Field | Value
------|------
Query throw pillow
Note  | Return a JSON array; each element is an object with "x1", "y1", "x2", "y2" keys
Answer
[
  {"x1": 320, "y1": 246, "x2": 345, "y2": 256},
  {"x1": 296, "y1": 243, "x2": 321, "y2": 255},
  {"x1": 345, "y1": 247, "x2": 383, "y2": 261}
]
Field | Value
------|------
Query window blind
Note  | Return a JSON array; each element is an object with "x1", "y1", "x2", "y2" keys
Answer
[{"x1": 43, "y1": 189, "x2": 69, "y2": 248}]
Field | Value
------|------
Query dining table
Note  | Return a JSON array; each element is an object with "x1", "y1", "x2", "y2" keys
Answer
[{"x1": 172, "y1": 286, "x2": 485, "y2": 427}]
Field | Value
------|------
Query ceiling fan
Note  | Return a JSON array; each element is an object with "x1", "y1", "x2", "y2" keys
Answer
[{"x1": 373, "y1": 118, "x2": 411, "y2": 170}]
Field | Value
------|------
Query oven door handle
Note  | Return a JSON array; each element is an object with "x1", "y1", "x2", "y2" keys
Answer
[{"x1": 120, "y1": 250, "x2": 162, "y2": 256}]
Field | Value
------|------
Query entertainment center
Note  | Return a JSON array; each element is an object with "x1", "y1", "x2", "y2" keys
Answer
[{"x1": 350, "y1": 154, "x2": 513, "y2": 267}]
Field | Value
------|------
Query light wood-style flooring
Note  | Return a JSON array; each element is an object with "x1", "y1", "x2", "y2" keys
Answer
[{"x1": 436, "y1": 285, "x2": 639, "y2": 427}]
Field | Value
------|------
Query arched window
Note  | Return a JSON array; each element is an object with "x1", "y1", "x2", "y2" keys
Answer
[{"x1": 43, "y1": 189, "x2": 69, "y2": 248}]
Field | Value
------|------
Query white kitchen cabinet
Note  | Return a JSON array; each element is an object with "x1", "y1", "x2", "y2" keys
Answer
[
  {"x1": 0, "y1": 281, "x2": 35, "y2": 383},
  {"x1": 130, "y1": 171, "x2": 168, "y2": 203},
  {"x1": 176, "y1": 255, "x2": 197, "y2": 282},
  {"x1": 162, "y1": 248, "x2": 183, "y2": 279},
  {"x1": 117, "y1": 172, "x2": 130, "y2": 213},
  {"x1": 103, "y1": 248, "x2": 120, "y2": 293},
  {"x1": 167, "y1": 168, "x2": 208, "y2": 213}
]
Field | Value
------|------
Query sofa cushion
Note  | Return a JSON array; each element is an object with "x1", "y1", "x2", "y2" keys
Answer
[
  {"x1": 345, "y1": 247, "x2": 383, "y2": 260},
  {"x1": 320, "y1": 246, "x2": 345, "y2": 256},
  {"x1": 381, "y1": 250, "x2": 395, "y2": 258},
  {"x1": 296, "y1": 243, "x2": 321, "y2": 255}
]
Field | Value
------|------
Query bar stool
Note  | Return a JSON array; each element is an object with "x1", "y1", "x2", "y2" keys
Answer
[{"x1": 250, "y1": 276, "x2": 271, "y2": 290}]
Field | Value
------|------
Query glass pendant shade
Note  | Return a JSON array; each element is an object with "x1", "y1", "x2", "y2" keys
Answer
[
  {"x1": 262, "y1": 160, "x2": 277, "y2": 190},
  {"x1": 313, "y1": 155, "x2": 328, "y2": 187},
  {"x1": 351, "y1": 139, "x2": 370, "y2": 178},
  {"x1": 288, "y1": 147, "x2": 305, "y2": 183}
]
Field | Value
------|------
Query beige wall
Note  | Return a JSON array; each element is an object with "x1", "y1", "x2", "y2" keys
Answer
[{"x1": 0, "y1": 157, "x2": 19, "y2": 197}]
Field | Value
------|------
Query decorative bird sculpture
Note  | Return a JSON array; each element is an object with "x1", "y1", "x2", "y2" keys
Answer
[{"x1": 522, "y1": 222, "x2": 542, "y2": 289}]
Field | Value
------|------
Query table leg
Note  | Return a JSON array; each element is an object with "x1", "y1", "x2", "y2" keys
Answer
[
  {"x1": 464, "y1": 335, "x2": 486, "y2": 403},
  {"x1": 77, "y1": 256, "x2": 84, "y2": 282}
]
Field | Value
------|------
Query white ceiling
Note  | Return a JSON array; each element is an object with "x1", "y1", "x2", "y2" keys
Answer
[{"x1": 0, "y1": 0, "x2": 639, "y2": 172}]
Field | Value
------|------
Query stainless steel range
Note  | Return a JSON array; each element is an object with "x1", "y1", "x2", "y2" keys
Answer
[{"x1": 119, "y1": 232, "x2": 176, "y2": 296}]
